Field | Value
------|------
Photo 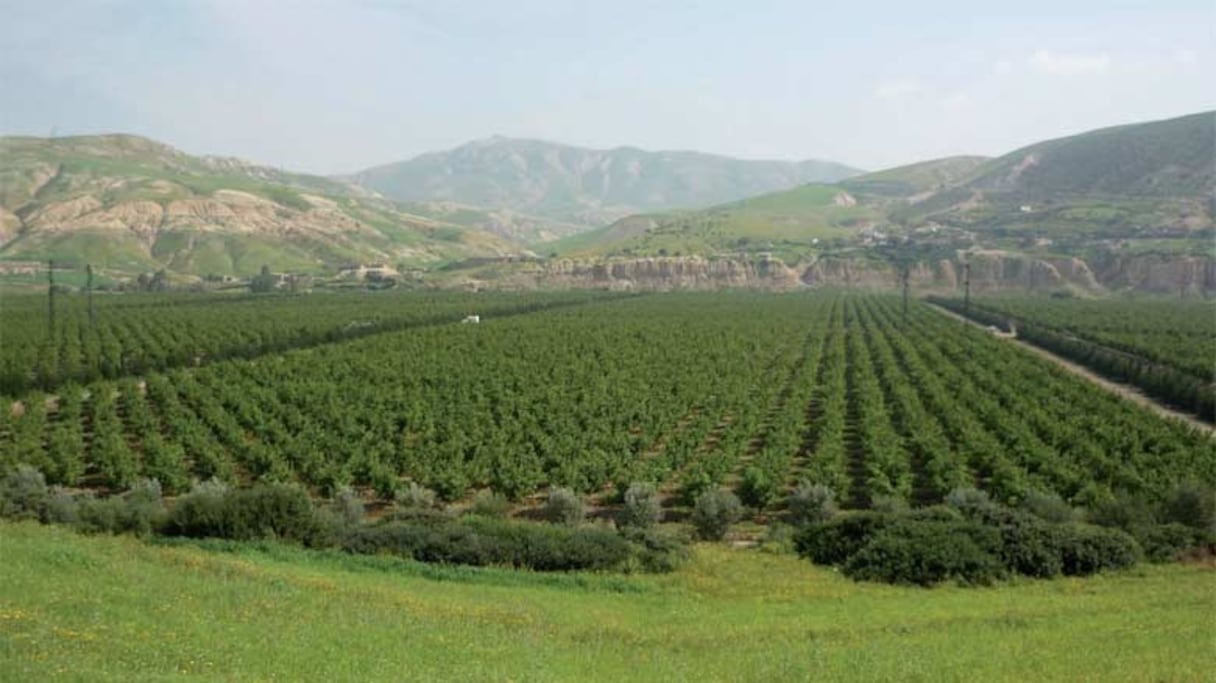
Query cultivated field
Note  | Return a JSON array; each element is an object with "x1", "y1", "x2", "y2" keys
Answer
[
  {"x1": 933, "y1": 295, "x2": 1216, "y2": 421},
  {"x1": 2, "y1": 292, "x2": 1212, "y2": 512}
]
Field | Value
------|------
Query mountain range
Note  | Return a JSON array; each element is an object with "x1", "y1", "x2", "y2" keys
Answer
[
  {"x1": 342, "y1": 137, "x2": 863, "y2": 231},
  {"x1": 549, "y1": 111, "x2": 1213, "y2": 262},
  {"x1": 0, "y1": 111, "x2": 1211, "y2": 290}
]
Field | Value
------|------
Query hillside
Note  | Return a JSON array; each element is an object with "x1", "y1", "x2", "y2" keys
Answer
[
  {"x1": 897, "y1": 111, "x2": 1215, "y2": 235},
  {"x1": 345, "y1": 136, "x2": 863, "y2": 228},
  {"x1": 396, "y1": 200, "x2": 587, "y2": 245},
  {"x1": 839, "y1": 156, "x2": 990, "y2": 198},
  {"x1": 0, "y1": 135, "x2": 522, "y2": 279},
  {"x1": 495, "y1": 112, "x2": 1215, "y2": 294},
  {"x1": 548, "y1": 183, "x2": 880, "y2": 262}
]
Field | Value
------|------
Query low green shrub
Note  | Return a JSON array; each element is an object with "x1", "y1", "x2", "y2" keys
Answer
[
  {"x1": 1020, "y1": 490, "x2": 1078, "y2": 523},
  {"x1": 843, "y1": 521, "x2": 1005, "y2": 586},
  {"x1": 74, "y1": 480, "x2": 167, "y2": 537},
  {"x1": 690, "y1": 489, "x2": 742, "y2": 541},
  {"x1": 44, "y1": 487, "x2": 80, "y2": 525},
  {"x1": 794, "y1": 512, "x2": 893, "y2": 565},
  {"x1": 332, "y1": 486, "x2": 365, "y2": 527},
  {"x1": 787, "y1": 482, "x2": 837, "y2": 527},
  {"x1": 620, "y1": 525, "x2": 690, "y2": 572},
  {"x1": 619, "y1": 482, "x2": 662, "y2": 530},
  {"x1": 944, "y1": 487, "x2": 994, "y2": 515},
  {"x1": 341, "y1": 516, "x2": 633, "y2": 571},
  {"x1": 395, "y1": 482, "x2": 437, "y2": 511},
  {"x1": 1055, "y1": 523, "x2": 1141, "y2": 575},
  {"x1": 468, "y1": 490, "x2": 511, "y2": 519},
  {"x1": 164, "y1": 482, "x2": 324, "y2": 546},
  {"x1": 1130, "y1": 523, "x2": 1205, "y2": 563},
  {"x1": 1162, "y1": 481, "x2": 1215, "y2": 534},
  {"x1": 542, "y1": 488, "x2": 585, "y2": 526},
  {"x1": 799, "y1": 505, "x2": 1146, "y2": 584},
  {"x1": 977, "y1": 506, "x2": 1065, "y2": 578},
  {"x1": 0, "y1": 465, "x2": 49, "y2": 521}
]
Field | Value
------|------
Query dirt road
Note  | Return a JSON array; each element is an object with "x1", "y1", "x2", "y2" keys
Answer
[{"x1": 926, "y1": 303, "x2": 1215, "y2": 437}]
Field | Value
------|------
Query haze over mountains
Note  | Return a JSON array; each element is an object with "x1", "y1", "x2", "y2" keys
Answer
[
  {"x1": 0, "y1": 111, "x2": 1211, "y2": 292},
  {"x1": 343, "y1": 137, "x2": 863, "y2": 229}
]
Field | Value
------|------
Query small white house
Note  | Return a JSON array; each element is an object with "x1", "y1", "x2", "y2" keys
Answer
[{"x1": 462, "y1": 315, "x2": 481, "y2": 324}]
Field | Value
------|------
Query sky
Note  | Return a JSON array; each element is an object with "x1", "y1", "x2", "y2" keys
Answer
[{"x1": 1, "y1": 0, "x2": 1212, "y2": 174}]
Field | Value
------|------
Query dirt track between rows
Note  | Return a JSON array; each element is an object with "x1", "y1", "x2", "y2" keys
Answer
[{"x1": 925, "y1": 303, "x2": 1215, "y2": 438}]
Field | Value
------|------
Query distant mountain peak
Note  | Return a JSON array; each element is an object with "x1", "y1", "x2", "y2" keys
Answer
[{"x1": 350, "y1": 138, "x2": 863, "y2": 226}]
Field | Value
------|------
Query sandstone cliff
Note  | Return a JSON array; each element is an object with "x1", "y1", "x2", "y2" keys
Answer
[{"x1": 519, "y1": 251, "x2": 1209, "y2": 294}]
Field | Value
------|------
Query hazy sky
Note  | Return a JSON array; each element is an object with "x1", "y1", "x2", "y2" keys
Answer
[{"x1": 2, "y1": 0, "x2": 1212, "y2": 174}]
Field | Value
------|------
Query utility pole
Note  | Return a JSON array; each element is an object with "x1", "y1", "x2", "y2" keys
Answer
[
  {"x1": 47, "y1": 259, "x2": 56, "y2": 343},
  {"x1": 87, "y1": 264, "x2": 96, "y2": 328}
]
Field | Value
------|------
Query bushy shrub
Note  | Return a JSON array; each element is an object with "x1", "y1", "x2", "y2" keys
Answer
[
  {"x1": 164, "y1": 482, "x2": 324, "y2": 545},
  {"x1": 342, "y1": 517, "x2": 633, "y2": 571},
  {"x1": 798, "y1": 503, "x2": 1147, "y2": 585},
  {"x1": 73, "y1": 480, "x2": 167, "y2": 537},
  {"x1": 542, "y1": 487, "x2": 585, "y2": 526},
  {"x1": 395, "y1": 482, "x2": 437, "y2": 511},
  {"x1": 945, "y1": 487, "x2": 993, "y2": 515},
  {"x1": 123, "y1": 478, "x2": 168, "y2": 536},
  {"x1": 1162, "y1": 481, "x2": 1216, "y2": 534},
  {"x1": 843, "y1": 521, "x2": 1004, "y2": 586},
  {"x1": 619, "y1": 482, "x2": 662, "y2": 530},
  {"x1": 794, "y1": 511, "x2": 893, "y2": 565},
  {"x1": 468, "y1": 490, "x2": 511, "y2": 519},
  {"x1": 1086, "y1": 492, "x2": 1156, "y2": 531},
  {"x1": 621, "y1": 525, "x2": 690, "y2": 573},
  {"x1": 869, "y1": 494, "x2": 909, "y2": 515},
  {"x1": 690, "y1": 489, "x2": 743, "y2": 541},
  {"x1": 976, "y1": 506, "x2": 1065, "y2": 578},
  {"x1": 0, "y1": 465, "x2": 49, "y2": 521},
  {"x1": 738, "y1": 466, "x2": 779, "y2": 510},
  {"x1": 787, "y1": 482, "x2": 837, "y2": 527},
  {"x1": 1131, "y1": 523, "x2": 1205, "y2": 563},
  {"x1": 44, "y1": 487, "x2": 80, "y2": 525},
  {"x1": 162, "y1": 478, "x2": 229, "y2": 535},
  {"x1": 1020, "y1": 490, "x2": 1077, "y2": 523},
  {"x1": 75, "y1": 495, "x2": 131, "y2": 535},
  {"x1": 332, "y1": 486, "x2": 365, "y2": 527},
  {"x1": 903, "y1": 505, "x2": 964, "y2": 523},
  {"x1": 1055, "y1": 523, "x2": 1140, "y2": 576}
]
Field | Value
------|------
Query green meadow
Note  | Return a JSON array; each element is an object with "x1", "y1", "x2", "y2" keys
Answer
[{"x1": 1, "y1": 521, "x2": 1211, "y2": 682}]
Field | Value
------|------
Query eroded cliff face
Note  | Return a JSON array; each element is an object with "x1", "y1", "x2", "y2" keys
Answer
[
  {"x1": 534, "y1": 256, "x2": 802, "y2": 290},
  {"x1": 524, "y1": 251, "x2": 1211, "y2": 294},
  {"x1": 964, "y1": 251, "x2": 1101, "y2": 292},
  {"x1": 1097, "y1": 254, "x2": 1216, "y2": 294}
]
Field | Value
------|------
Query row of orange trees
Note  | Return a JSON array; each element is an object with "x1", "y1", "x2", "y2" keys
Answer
[
  {"x1": 1, "y1": 293, "x2": 1212, "y2": 510},
  {"x1": 0, "y1": 290, "x2": 619, "y2": 395}
]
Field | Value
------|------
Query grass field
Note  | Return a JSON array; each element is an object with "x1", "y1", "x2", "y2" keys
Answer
[{"x1": 1, "y1": 521, "x2": 1212, "y2": 682}]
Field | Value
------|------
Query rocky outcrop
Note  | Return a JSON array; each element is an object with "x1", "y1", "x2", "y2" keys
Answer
[
  {"x1": 535, "y1": 256, "x2": 801, "y2": 290},
  {"x1": 964, "y1": 251, "x2": 1101, "y2": 292},
  {"x1": 525, "y1": 250, "x2": 1156, "y2": 293},
  {"x1": 1098, "y1": 254, "x2": 1216, "y2": 294}
]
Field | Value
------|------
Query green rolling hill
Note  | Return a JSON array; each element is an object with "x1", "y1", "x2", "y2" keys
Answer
[{"x1": 548, "y1": 183, "x2": 879, "y2": 262}]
